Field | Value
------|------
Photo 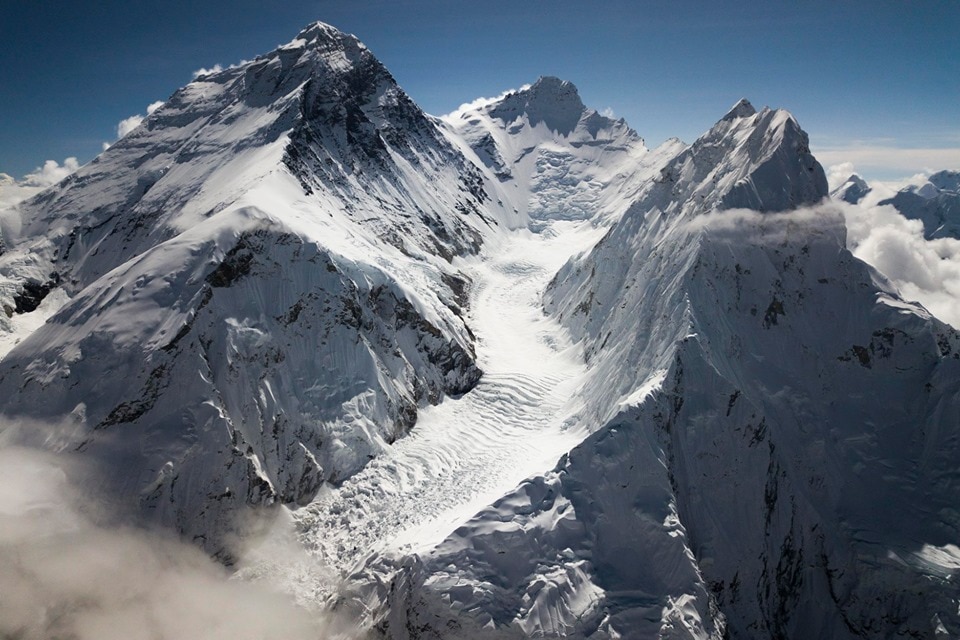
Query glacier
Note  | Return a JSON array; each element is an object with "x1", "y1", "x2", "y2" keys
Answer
[{"x1": 2, "y1": 20, "x2": 960, "y2": 640}]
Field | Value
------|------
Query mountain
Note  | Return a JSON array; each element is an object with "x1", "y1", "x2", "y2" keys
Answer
[
  {"x1": 339, "y1": 101, "x2": 960, "y2": 639},
  {"x1": 3, "y1": 21, "x2": 960, "y2": 640},
  {"x1": 831, "y1": 173, "x2": 871, "y2": 204},
  {"x1": 0, "y1": 21, "x2": 497, "y2": 560},
  {"x1": 878, "y1": 170, "x2": 960, "y2": 239}
]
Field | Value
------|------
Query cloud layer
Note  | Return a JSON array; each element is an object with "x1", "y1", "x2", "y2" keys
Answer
[
  {"x1": 684, "y1": 196, "x2": 960, "y2": 330},
  {"x1": 843, "y1": 199, "x2": 960, "y2": 329},
  {"x1": 0, "y1": 445, "x2": 356, "y2": 640}
]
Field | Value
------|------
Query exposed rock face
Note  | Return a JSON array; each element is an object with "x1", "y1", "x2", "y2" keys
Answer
[
  {"x1": 831, "y1": 173, "x2": 871, "y2": 204},
  {"x1": 880, "y1": 170, "x2": 960, "y2": 239},
  {"x1": 0, "y1": 22, "x2": 488, "y2": 559},
  {"x1": 3, "y1": 20, "x2": 960, "y2": 640}
]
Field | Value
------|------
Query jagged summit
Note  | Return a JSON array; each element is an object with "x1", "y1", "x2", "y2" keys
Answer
[
  {"x1": 489, "y1": 76, "x2": 587, "y2": 135},
  {"x1": 881, "y1": 170, "x2": 960, "y2": 239},
  {"x1": 5, "y1": 18, "x2": 960, "y2": 640},
  {"x1": 832, "y1": 173, "x2": 871, "y2": 204},
  {"x1": 721, "y1": 97, "x2": 757, "y2": 121},
  {"x1": 647, "y1": 101, "x2": 826, "y2": 215},
  {"x1": 930, "y1": 169, "x2": 960, "y2": 193},
  {"x1": 292, "y1": 20, "x2": 356, "y2": 43}
]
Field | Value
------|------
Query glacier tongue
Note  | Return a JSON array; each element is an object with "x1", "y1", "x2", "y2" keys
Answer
[
  {"x1": 2, "y1": 19, "x2": 960, "y2": 640},
  {"x1": 295, "y1": 220, "x2": 603, "y2": 577}
]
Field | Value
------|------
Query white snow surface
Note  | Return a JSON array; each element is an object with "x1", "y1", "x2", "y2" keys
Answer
[
  {"x1": 297, "y1": 221, "x2": 603, "y2": 568},
  {"x1": 2, "y1": 22, "x2": 960, "y2": 640}
]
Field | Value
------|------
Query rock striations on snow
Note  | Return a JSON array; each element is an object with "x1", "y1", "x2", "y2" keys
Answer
[
  {"x1": 1, "y1": 21, "x2": 960, "y2": 640},
  {"x1": 0, "y1": 21, "x2": 494, "y2": 560}
]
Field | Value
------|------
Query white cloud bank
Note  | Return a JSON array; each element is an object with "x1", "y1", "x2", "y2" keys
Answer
[
  {"x1": 815, "y1": 146, "x2": 960, "y2": 181},
  {"x1": 0, "y1": 158, "x2": 81, "y2": 220},
  {"x1": 843, "y1": 198, "x2": 960, "y2": 329},
  {"x1": 685, "y1": 197, "x2": 960, "y2": 330},
  {"x1": 0, "y1": 445, "x2": 357, "y2": 640}
]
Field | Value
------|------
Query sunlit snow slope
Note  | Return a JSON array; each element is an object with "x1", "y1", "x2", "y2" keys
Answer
[
  {"x1": 0, "y1": 22, "x2": 495, "y2": 559},
  {"x1": 2, "y1": 21, "x2": 960, "y2": 640}
]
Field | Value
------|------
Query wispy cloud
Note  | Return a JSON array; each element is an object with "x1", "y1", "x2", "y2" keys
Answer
[
  {"x1": 22, "y1": 157, "x2": 80, "y2": 187},
  {"x1": 104, "y1": 100, "x2": 165, "y2": 150},
  {"x1": 116, "y1": 114, "x2": 144, "y2": 138},
  {"x1": 193, "y1": 64, "x2": 224, "y2": 79},
  {"x1": 441, "y1": 84, "x2": 532, "y2": 123}
]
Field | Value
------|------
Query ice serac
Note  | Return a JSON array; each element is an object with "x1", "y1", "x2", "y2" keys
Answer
[
  {"x1": 358, "y1": 103, "x2": 832, "y2": 639},
  {"x1": 0, "y1": 21, "x2": 489, "y2": 558},
  {"x1": 537, "y1": 105, "x2": 960, "y2": 637},
  {"x1": 879, "y1": 170, "x2": 960, "y2": 239},
  {"x1": 440, "y1": 76, "x2": 653, "y2": 230}
]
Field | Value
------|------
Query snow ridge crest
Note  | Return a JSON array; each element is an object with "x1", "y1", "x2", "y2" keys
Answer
[{"x1": 489, "y1": 76, "x2": 587, "y2": 135}]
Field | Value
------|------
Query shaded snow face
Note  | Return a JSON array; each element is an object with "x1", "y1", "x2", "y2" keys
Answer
[
  {"x1": 541, "y1": 198, "x2": 960, "y2": 638},
  {"x1": 0, "y1": 444, "x2": 359, "y2": 640},
  {"x1": 0, "y1": 21, "x2": 488, "y2": 559},
  {"x1": 489, "y1": 76, "x2": 587, "y2": 135}
]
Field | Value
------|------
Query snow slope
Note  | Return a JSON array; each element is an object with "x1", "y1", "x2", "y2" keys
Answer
[
  {"x1": 3, "y1": 20, "x2": 960, "y2": 640},
  {"x1": 877, "y1": 170, "x2": 960, "y2": 239},
  {"x1": 0, "y1": 22, "x2": 494, "y2": 559}
]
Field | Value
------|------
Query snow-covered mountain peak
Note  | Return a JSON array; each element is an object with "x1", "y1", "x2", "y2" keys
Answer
[
  {"x1": 439, "y1": 76, "x2": 648, "y2": 230},
  {"x1": 831, "y1": 173, "x2": 871, "y2": 203},
  {"x1": 0, "y1": 20, "x2": 499, "y2": 558},
  {"x1": 488, "y1": 75, "x2": 588, "y2": 135},
  {"x1": 638, "y1": 102, "x2": 826, "y2": 217},
  {"x1": 290, "y1": 20, "x2": 360, "y2": 46},
  {"x1": 879, "y1": 170, "x2": 960, "y2": 239},
  {"x1": 930, "y1": 169, "x2": 960, "y2": 194},
  {"x1": 721, "y1": 97, "x2": 757, "y2": 121}
]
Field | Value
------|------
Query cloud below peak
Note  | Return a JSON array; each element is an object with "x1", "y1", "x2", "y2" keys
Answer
[{"x1": 0, "y1": 445, "x2": 354, "y2": 640}]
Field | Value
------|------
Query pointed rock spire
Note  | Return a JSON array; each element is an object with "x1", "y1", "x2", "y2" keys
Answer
[
  {"x1": 721, "y1": 98, "x2": 757, "y2": 121},
  {"x1": 489, "y1": 76, "x2": 586, "y2": 135}
]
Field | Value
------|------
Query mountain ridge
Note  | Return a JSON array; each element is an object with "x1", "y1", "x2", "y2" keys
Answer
[{"x1": 1, "y1": 20, "x2": 959, "y2": 640}]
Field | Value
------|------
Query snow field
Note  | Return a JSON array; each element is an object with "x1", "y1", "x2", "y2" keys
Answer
[{"x1": 296, "y1": 220, "x2": 606, "y2": 575}]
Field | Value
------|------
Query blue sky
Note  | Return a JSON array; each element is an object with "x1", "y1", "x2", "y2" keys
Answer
[{"x1": 1, "y1": 0, "x2": 957, "y2": 181}]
